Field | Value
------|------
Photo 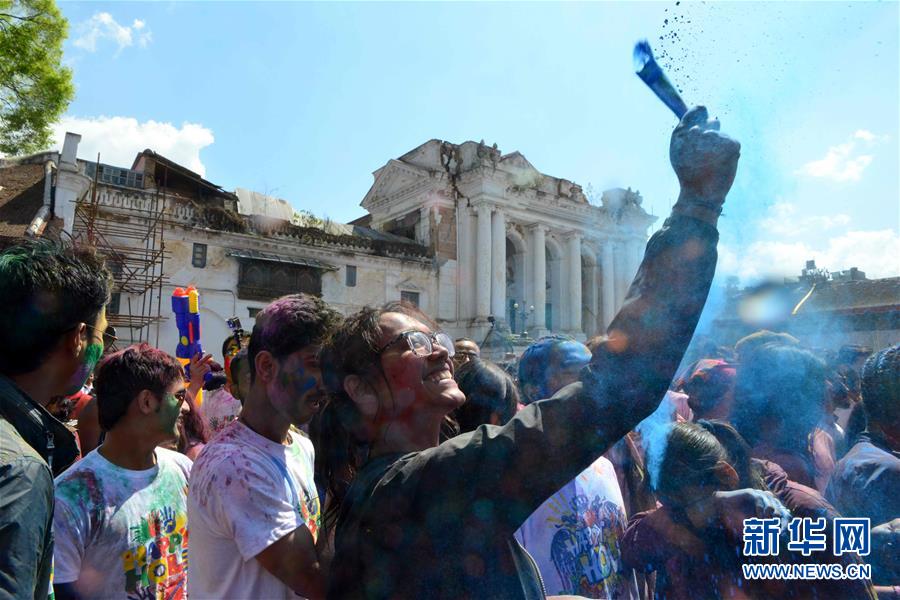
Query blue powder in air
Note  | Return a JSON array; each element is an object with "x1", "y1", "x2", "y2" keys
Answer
[{"x1": 634, "y1": 392, "x2": 678, "y2": 491}]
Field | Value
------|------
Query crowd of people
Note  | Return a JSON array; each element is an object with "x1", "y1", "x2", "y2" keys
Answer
[{"x1": 1, "y1": 108, "x2": 896, "y2": 599}]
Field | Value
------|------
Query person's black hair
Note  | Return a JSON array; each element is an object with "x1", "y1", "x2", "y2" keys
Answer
[
  {"x1": 656, "y1": 422, "x2": 728, "y2": 506},
  {"x1": 229, "y1": 348, "x2": 248, "y2": 385},
  {"x1": 733, "y1": 330, "x2": 799, "y2": 363},
  {"x1": 93, "y1": 343, "x2": 184, "y2": 431},
  {"x1": 201, "y1": 361, "x2": 226, "y2": 392},
  {"x1": 732, "y1": 343, "x2": 826, "y2": 453},
  {"x1": 657, "y1": 421, "x2": 767, "y2": 508},
  {"x1": 453, "y1": 358, "x2": 520, "y2": 433},
  {"x1": 203, "y1": 374, "x2": 228, "y2": 392},
  {"x1": 0, "y1": 239, "x2": 111, "y2": 375},
  {"x1": 177, "y1": 395, "x2": 210, "y2": 453},
  {"x1": 695, "y1": 419, "x2": 767, "y2": 491},
  {"x1": 860, "y1": 343, "x2": 900, "y2": 427},
  {"x1": 247, "y1": 294, "x2": 341, "y2": 383}
]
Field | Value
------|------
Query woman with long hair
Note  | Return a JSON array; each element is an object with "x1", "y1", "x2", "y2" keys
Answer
[
  {"x1": 175, "y1": 391, "x2": 210, "y2": 461},
  {"x1": 622, "y1": 421, "x2": 876, "y2": 599}
]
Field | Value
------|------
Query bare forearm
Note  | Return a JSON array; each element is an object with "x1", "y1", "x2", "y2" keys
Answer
[
  {"x1": 284, "y1": 563, "x2": 326, "y2": 599},
  {"x1": 255, "y1": 525, "x2": 327, "y2": 599}
]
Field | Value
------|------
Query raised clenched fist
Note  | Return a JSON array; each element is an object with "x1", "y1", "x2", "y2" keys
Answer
[{"x1": 670, "y1": 106, "x2": 741, "y2": 224}]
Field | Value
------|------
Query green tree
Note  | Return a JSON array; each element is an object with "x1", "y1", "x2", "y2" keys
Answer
[{"x1": 0, "y1": 0, "x2": 74, "y2": 155}]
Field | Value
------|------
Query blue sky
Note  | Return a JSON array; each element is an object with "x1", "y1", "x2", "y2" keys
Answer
[{"x1": 54, "y1": 1, "x2": 899, "y2": 281}]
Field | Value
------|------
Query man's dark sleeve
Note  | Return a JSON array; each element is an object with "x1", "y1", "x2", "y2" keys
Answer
[
  {"x1": 414, "y1": 215, "x2": 719, "y2": 529},
  {"x1": 827, "y1": 450, "x2": 900, "y2": 526},
  {"x1": 0, "y1": 456, "x2": 55, "y2": 600}
]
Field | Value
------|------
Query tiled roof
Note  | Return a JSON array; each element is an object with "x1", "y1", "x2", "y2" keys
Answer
[
  {"x1": 0, "y1": 164, "x2": 46, "y2": 240},
  {"x1": 793, "y1": 278, "x2": 900, "y2": 314}
]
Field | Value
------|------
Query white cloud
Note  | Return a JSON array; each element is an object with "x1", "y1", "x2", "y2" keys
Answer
[
  {"x1": 760, "y1": 201, "x2": 851, "y2": 237},
  {"x1": 796, "y1": 131, "x2": 887, "y2": 182},
  {"x1": 51, "y1": 116, "x2": 215, "y2": 177},
  {"x1": 721, "y1": 229, "x2": 900, "y2": 282},
  {"x1": 137, "y1": 31, "x2": 153, "y2": 48},
  {"x1": 853, "y1": 130, "x2": 890, "y2": 143},
  {"x1": 73, "y1": 13, "x2": 152, "y2": 54}
]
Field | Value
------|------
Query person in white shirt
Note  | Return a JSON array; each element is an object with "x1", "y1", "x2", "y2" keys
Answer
[
  {"x1": 187, "y1": 294, "x2": 341, "y2": 600},
  {"x1": 53, "y1": 343, "x2": 193, "y2": 600},
  {"x1": 515, "y1": 336, "x2": 640, "y2": 599}
]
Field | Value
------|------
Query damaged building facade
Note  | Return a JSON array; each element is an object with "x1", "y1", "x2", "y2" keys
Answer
[
  {"x1": 357, "y1": 139, "x2": 655, "y2": 343},
  {"x1": 0, "y1": 134, "x2": 654, "y2": 359}
]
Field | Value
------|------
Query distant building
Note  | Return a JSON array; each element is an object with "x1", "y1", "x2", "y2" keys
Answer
[
  {"x1": 712, "y1": 260, "x2": 899, "y2": 352},
  {"x1": 0, "y1": 134, "x2": 654, "y2": 362}
]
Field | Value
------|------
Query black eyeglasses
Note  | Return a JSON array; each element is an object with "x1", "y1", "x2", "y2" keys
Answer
[
  {"x1": 376, "y1": 330, "x2": 456, "y2": 358},
  {"x1": 71, "y1": 323, "x2": 118, "y2": 347}
]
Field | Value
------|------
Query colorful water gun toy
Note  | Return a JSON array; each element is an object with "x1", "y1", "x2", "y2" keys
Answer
[{"x1": 172, "y1": 286, "x2": 209, "y2": 386}]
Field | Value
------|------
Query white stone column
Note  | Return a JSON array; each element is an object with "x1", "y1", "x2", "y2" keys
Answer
[
  {"x1": 567, "y1": 233, "x2": 583, "y2": 335},
  {"x1": 629, "y1": 238, "x2": 646, "y2": 284},
  {"x1": 616, "y1": 240, "x2": 637, "y2": 308},
  {"x1": 418, "y1": 206, "x2": 432, "y2": 246},
  {"x1": 585, "y1": 255, "x2": 600, "y2": 337},
  {"x1": 601, "y1": 240, "x2": 616, "y2": 330},
  {"x1": 615, "y1": 240, "x2": 633, "y2": 310},
  {"x1": 475, "y1": 203, "x2": 492, "y2": 320},
  {"x1": 490, "y1": 208, "x2": 506, "y2": 319},
  {"x1": 530, "y1": 225, "x2": 547, "y2": 334},
  {"x1": 457, "y1": 205, "x2": 474, "y2": 321}
]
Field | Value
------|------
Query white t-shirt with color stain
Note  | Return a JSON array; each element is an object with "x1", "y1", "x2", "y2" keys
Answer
[
  {"x1": 53, "y1": 446, "x2": 192, "y2": 599},
  {"x1": 515, "y1": 456, "x2": 639, "y2": 599},
  {"x1": 187, "y1": 420, "x2": 320, "y2": 600}
]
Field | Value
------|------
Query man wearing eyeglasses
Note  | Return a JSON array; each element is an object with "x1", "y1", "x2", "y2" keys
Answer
[
  {"x1": 52, "y1": 343, "x2": 193, "y2": 600},
  {"x1": 0, "y1": 239, "x2": 111, "y2": 600},
  {"x1": 452, "y1": 337, "x2": 480, "y2": 370}
]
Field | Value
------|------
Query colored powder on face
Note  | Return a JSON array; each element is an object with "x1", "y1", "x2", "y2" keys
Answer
[
  {"x1": 295, "y1": 369, "x2": 317, "y2": 396},
  {"x1": 65, "y1": 341, "x2": 104, "y2": 395},
  {"x1": 158, "y1": 392, "x2": 182, "y2": 433},
  {"x1": 278, "y1": 363, "x2": 317, "y2": 396}
]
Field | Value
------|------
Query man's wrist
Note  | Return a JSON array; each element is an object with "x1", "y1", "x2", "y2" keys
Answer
[{"x1": 672, "y1": 191, "x2": 723, "y2": 226}]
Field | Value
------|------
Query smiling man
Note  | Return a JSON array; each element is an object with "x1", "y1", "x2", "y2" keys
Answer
[
  {"x1": 53, "y1": 343, "x2": 192, "y2": 600},
  {"x1": 187, "y1": 294, "x2": 341, "y2": 600}
]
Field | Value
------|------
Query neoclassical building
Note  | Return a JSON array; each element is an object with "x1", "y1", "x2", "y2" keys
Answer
[
  {"x1": 358, "y1": 139, "x2": 655, "y2": 341},
  {"x1": 1, "y1": 134, "x2": 654, "y2": 358}
]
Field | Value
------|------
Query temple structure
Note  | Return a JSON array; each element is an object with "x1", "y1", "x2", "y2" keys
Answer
[{"x1": 357, "y1": 139, "x2": 655, "y2": 341}]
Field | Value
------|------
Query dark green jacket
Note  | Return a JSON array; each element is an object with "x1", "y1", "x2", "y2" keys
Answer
[
  {"x1": 329, "y1": 215, "x2": 719, "y2": 599},
  {"x1": 0, "y1": 418, "x2": 54, "y2": 600},
  {"x1": 0, "y1": 375, "x2": 79, "y2": 600}
]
